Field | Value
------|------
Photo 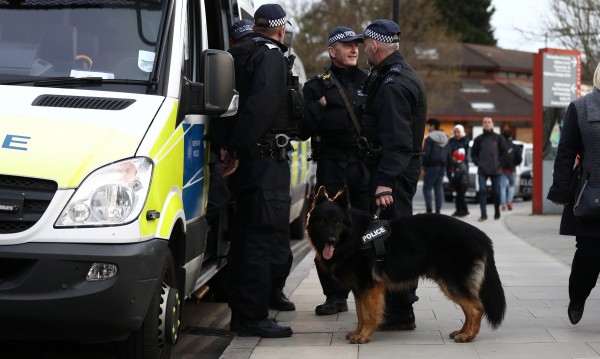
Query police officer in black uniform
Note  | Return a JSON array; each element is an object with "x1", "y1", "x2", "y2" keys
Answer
[
  {"x1": 298, "y1": 26, "x2": 368, "y2": 316},
  {"x1": 220, "y1": 4, "x2": 299, "y2": 338},
  {"x1": 360, "y1": 19, "x2": 428, "y2": 330}
]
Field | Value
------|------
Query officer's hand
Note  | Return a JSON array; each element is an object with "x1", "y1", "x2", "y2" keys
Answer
[
  {"x1": 219, "y1": 149, "x2": 239, "y2": 177},
  {"x1": 318, "y1": 96, "x2": 327, "y2": 107},
  {"x1": 375, "y1": 186, "x2": 393, "y2": 208},
  {"x1": 218, "y1": 148, "x2": 231, "y2": 170},
  {"x1": 222, "y1": 159, "x2": 239, "y2": 177}
]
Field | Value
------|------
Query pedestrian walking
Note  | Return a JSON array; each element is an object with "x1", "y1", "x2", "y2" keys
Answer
[
  {"x1": 220, "y1": 3, "x2": 300, "y2": 338},
  {"x1": 360, "y1": 19, "x2": 427, "y2": 330},
  {"x1": 500, "y1": 129, "x2": 522, "y2": 211},
  {"x1": 471, "y1": 116, "x2": 506, "y2": 221},
  {"x1": 547, "y1": 61, "x2": 600, "y2": 326},
  {"x1": 298, "y1": 25, "x2": 368, "y2": 316},
  {"x1": 422, "y1": 118, "x2": 449, "y2": 214}
]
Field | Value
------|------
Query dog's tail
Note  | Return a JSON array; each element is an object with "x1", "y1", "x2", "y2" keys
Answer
[{"x1": 480, "y1": 250, "x2": 506, "y2": 329}]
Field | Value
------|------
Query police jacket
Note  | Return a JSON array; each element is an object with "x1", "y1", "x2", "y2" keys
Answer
[
  {"x1": 471, "y1": 130, "x2": 506, "y2": 176},
  {"x1": 361, "y1": 52, "x2": 427, "y2": 188},
  {"x1": 227, "y1": 34, "x2": 289, "y2": 156},
  {"x1": 299, "y1": 64, "x2": 368, "y2": 160}
]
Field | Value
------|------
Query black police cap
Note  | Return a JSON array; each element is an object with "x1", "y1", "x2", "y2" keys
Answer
[
  {"x1": 363, "y1": 19, "x2": 401, "y2": 43},
  {"x1": 327, "y1": 26, "x2": 364, "y2": 46},
  {"x1": 254, "y1": 3, "x2": 290, "y2": 28}
]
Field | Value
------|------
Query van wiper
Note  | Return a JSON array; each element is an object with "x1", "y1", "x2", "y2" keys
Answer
[{"x1": 2, "y1": 77, "x2": 155, "y2": 87}]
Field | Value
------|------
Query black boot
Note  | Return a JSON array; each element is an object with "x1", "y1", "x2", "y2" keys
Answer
[
  {"x1": 230, "y1": 316, "x2": 292, "y2": 338},
  {"x1": 379, "y1": 290, "x2": 418, "y2": 330},
  {"x1": 379, "y1": 308, "x2": 416, "y2": 330},
  {"x1": 567, "y1": 300, "x2": 585, "y2": 325},
  {"x1": 315, "y1": 296, "x2": 348, "y2": 316},
  {"x1": 269, "y1": 287, "x2": 296, "y2": 311}
]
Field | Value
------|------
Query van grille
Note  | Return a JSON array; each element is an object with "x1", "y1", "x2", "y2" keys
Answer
[
  {"x1": 32, "y1": 95, "x2": 135, "y2": 110},
  {"x1": 0, "y1": 175, "x2": 57, "y2": 234}
]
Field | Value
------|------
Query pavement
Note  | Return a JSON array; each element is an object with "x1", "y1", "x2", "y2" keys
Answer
[{"x1": 219, "y1": 200, "x2": 600, "y2": 359}]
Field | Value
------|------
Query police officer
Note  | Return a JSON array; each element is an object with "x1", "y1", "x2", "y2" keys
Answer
[
  {"x1": 360, "y1": 19, "x2": 428, "y2": 330},
  {"x1": 298, "y1": 26, "x2": 368, "y2": 316},
  {"x1": 220, "y1": 3, "x2": 298, "y2": 338}
]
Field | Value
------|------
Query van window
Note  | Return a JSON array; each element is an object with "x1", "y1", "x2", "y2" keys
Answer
[{"x1": 0, "y1": 0, "x2": 164, "y2": 80}]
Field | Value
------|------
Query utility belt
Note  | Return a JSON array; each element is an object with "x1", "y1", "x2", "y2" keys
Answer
[
  {"x1": 322, "y1": 142, "x2": 367, "y2": 158},
  {"x1": 240, "y1": 133, "x2": 295, "y2": 160}
]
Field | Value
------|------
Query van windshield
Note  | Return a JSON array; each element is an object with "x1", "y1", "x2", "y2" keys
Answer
[{"x1": 0, "y1": 0, "x2": 164, "y2": 81}]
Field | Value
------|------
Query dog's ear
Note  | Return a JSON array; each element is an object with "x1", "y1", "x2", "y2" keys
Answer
[
  {"x1": 313, "y1": 185, "x2": 330, "y2": 205},
  {"x1": 332, "y1": 185, "x2": 350, "y2": 209}
]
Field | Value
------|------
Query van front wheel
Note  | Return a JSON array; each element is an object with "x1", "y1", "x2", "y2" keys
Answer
[{"x1": 118, "y1": 250, "x2": 179, "y2": 359}]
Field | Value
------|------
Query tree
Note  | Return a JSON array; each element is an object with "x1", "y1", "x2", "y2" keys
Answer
[
  {"x1": 434, "y1": 0, "x2": 496, "y2": 45},
  {"x1": 289, "y1": 0, "x2": 462, "y2": 110},
  {"x1": 542, "y1": 0, "x2": 600, "y2": 82}
]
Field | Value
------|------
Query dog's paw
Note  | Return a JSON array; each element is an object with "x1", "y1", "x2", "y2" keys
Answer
[
  {"x1": 347, "y1": 333, "x2": 370, "y2": 344},
  {"x1": 451, "y1": 333, "x2": 474, "y2": 343},
  {"x1": 449, "y1": 330, "x2": 460, "y2": 339}
]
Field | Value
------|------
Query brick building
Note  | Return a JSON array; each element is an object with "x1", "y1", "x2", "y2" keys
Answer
[{"x1": 427, "y1": 44, "x2": 534, "y2": 143}]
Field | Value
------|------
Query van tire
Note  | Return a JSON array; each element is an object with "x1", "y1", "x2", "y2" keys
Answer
[
  {"x1": 290, "y1": 198, "x2": 308, "y2": 239},
  {"x1": 118, "y1": 250, "x2": 177, "y2": 359}
]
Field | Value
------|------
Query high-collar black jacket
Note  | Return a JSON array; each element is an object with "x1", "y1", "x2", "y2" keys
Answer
[
  {"x1": 361, "y1": 51, "x2": 427, "y2": 188},
  {"x1": 299, "y1": 64, "x2": 368, "y2": 160}
]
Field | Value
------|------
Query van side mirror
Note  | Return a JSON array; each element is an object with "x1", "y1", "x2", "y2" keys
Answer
[{"x1": 181, "y1": 49, "x2": 238, "y2": 117}]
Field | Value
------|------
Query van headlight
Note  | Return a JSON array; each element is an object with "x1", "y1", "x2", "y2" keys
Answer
[{"x1": 55, "y1": 158, "x2": 153, "y2": 227}]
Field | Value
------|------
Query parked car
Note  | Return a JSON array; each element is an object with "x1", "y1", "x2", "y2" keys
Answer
[{"x1": 444, "y1": 140, "x2": 533, "y2": 202}]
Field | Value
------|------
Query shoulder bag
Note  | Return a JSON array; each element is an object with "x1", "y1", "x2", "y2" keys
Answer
[{"x1": 573, "y1": 168, "x2": 600, "y2": 223}]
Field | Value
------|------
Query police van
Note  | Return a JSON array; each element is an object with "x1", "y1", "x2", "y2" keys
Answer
[{"x1": 0, "y1": 0, "x2": 311, "y2": 357}]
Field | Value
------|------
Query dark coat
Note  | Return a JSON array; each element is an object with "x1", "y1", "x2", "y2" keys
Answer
[
  {"x1": 361, "y1": 52, "x2": 427, "y2": 188},
  {"x1": 227, "y1": 34, "x2": 289, "y2": 154},
  {"x1": 547, "y1": 89, "x2": 600, "y2": 238},
  {"x1": 471, "y1": 130, "x2": 506, "y2": 176},
  {"x1": 299, "y1": 64, "x2": 368, "y2": 160}
]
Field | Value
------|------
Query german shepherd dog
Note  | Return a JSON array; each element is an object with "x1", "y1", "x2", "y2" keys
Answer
[{"x1": 306, "y1": 187, "x2": 506, "y2": 344}]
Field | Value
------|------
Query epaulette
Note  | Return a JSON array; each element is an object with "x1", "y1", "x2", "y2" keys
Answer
[
  {"x1": 250, "y1": 37, "x2": 280, "y2": 52},
  {"x1": 383, "y1": 63, "x2": 402, "y2": 85},
  {"x1": 318, "y1": 72, "x2": 336, "y2": 89}
]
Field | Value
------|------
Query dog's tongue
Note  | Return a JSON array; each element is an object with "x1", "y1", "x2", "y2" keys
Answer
[{"x1": 323, "y1": 244, "x2": 335, "y2": 260}]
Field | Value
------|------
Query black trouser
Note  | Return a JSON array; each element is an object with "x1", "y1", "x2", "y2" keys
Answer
[
  {"x1": 455, "y1": 182, "x2": 468, "y2": 214},
  {"x1": 227, "y1": 157, "x2": 293, "y2": 320},
  {"x1": 569, "y1": 236, "x2": 600, "y2": 304},
  {"x1": 370, "y1": 156, "x2": 422, "y2": 318},
  {"x1": 314, "y1": 158, "x2": 370, "y2": 298}
]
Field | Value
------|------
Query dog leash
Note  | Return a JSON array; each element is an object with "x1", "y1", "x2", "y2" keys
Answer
[{"x1": 374, "y1": 206, "x2": 382, "y2": 220}]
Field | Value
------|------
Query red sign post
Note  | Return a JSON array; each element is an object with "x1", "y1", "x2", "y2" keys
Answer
[{"x1": 532, "y1": 48, "x2": 581, "y2": 214}]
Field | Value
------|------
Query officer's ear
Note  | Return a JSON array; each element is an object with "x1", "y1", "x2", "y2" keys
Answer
[{"x1": 327, "y1": 46, "x2": 335, "y2": 59}]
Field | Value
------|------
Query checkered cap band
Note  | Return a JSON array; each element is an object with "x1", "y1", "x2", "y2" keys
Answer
[
  {"x1": 364, "y1": 28, "x2": 398, "y2": 43},
  {"x1": 233, "y1": 24, "x2": 253, "y2": 38},
  {"x1": 268, "y1": 16, "x2": 287, "y2": 27},
  {"x1": 328, "y1": 30, "x2": 359, "y2": 46}
]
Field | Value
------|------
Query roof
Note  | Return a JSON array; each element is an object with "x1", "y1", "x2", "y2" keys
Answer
[
  {"x1": 462, "y1": 44, "x2": 534, "y2": 73},
  {"x1": 429, "y1": 80, "x2": 533, "y2": 121},
  {"x1": 423, "y1": 43, "x2": 535, "y2": 121}
]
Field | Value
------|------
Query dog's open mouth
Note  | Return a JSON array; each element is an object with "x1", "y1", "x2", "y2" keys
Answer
[{"x1": 323, "y1": 244, "x2": 335, "y2": 260}]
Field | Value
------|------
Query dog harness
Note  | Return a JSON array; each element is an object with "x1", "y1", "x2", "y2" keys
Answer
[{"x1": 360, "y1": 207, "x2": 391, "y2": 265}]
